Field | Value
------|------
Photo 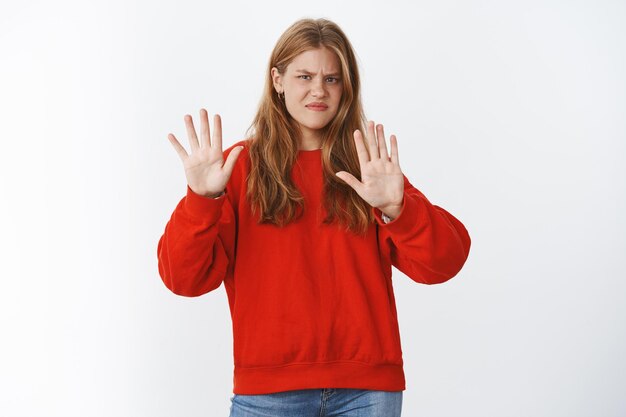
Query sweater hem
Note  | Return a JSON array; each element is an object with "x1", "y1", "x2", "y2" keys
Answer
[{"x1": 232, "y1": 361, "x2": 406, "y2": 395}]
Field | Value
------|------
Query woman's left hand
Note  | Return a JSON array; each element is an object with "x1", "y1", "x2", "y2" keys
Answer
[{"x1": 335, "y1": 121, "x2": 405, "y2": 220}]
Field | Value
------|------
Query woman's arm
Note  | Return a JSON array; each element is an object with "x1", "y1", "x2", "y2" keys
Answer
[
  {"x1": 374, "y1": 175, "x2": 471, "y2": 285},
  {"x1": 157, "y1": 185, "x2": 236, "y2": 297},
  {"x1": 158, "y1": 110, "x2": 242, "y2": 296}
]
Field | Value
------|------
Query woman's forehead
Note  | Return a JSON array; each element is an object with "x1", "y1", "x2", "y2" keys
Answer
[{"x1": 287, "y1": 48, "x2": 341, "y2": 74}]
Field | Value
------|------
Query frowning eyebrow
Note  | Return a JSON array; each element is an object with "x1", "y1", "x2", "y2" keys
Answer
[{"x1": 295, "y1": 69, "x2": 341, "y2": 77}]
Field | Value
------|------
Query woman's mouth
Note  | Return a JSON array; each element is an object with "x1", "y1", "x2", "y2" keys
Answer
[{"x1": 306, "y1": 103, "x2": 328, "y2": 111}]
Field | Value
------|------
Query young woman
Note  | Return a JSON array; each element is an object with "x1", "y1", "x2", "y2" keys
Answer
[{"x1": 158, "y1": 18, "x2": 471, "y2": 417}]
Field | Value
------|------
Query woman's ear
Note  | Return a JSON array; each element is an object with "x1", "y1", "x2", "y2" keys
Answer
[{"x1": 271, "y1": 67, "x2": 283, "y2": 93}]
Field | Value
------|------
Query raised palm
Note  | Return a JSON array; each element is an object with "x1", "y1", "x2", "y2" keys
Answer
[
  {"x1": 335, "y1": 121, "x2": 405, "y2": 218},
  {"x1": 167, "y1": 109, "x2": 243, "y2": 198}
]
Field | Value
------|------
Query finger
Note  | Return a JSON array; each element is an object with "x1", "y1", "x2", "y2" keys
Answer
[
  {"x1": 167, "y1": 133, "x2": 189, "y2": 161},
  {"x1": 213, "y1": 114, "x2": 222, "y2": 150},
  {"x1": 390, "y1": 135, "x2": 400, "y2": 166},
  {"x1": 353, "y1": 129, "x2": 370, "y2": 166},
  {"x1": 223, "y1": 145, "x2": 243, "y2": 175},
  {"x1": 377, "y1": 124, "x2": 389, "y2": 161},
  {"x1": 184, "y1": 114, "x2": 200, "y2": 152},
  {"x1": 200, "y1": 108, "x2": 211, "y2": 148},
  {"x1": 335, "y1": 171, "x2": 363, "y2": 194},
  {"x1": 366, "y1": 120, "x2": 379, "y2": 160}
]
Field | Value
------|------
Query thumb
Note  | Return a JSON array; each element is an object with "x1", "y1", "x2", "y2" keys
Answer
[
  {"x1": 223, "y1": 146, "x2": 244, "y2": 175},
  {"x1": 335, "y1": 171, "x2": 362, "y2": 193}
]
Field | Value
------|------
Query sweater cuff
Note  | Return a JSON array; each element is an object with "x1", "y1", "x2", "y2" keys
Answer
[
  {"x1": 184, "y1": 185, "x2": 226, "y2": 223},
  {"x1": 373, "y1": 191, "x2": 421, "y2": 233}
]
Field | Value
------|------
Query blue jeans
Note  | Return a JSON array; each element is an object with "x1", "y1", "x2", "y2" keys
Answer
[{"x1": 228, "y1": 388, "x2": 403, "y2": 417}]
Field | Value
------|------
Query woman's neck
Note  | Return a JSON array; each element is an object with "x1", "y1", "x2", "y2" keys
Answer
[
  {"x1": 298, "y1": 138, "x2": 322, "y2": 150},
  {"x1": 298, "y1": 128, "x2": 323, "y2": 150}
]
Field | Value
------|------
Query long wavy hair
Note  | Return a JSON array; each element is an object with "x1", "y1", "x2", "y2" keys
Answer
[{"x1": 244, "y1": 18, "x2": 373, "y2": 235}]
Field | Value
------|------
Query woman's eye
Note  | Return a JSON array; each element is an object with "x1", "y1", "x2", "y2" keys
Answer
[{"x1": 297, "y1": 75, "x2": 339, "y2": 82}]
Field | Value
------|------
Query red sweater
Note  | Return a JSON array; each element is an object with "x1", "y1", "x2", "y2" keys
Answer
[{"x1": 157, "y1": 140, "x2": 471, "y2": 395}]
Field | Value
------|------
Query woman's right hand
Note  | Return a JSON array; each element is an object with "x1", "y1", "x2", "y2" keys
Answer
[{"x1": 167, "y1": 109, "x2": 243, "y2": 198}]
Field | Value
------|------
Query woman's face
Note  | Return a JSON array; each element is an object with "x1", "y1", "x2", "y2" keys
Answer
[{"x1": 272, "y1": 47, "x2": 343, "y2": 145}]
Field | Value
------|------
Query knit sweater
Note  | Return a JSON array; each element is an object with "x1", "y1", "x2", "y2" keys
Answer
[{"x1": 157, "y1": 139, "x2": 471, "y2": 395}]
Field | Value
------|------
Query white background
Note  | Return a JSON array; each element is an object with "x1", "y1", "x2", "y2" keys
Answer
[{"x1": 1, "y1": 0, "x2": 625, "y2": 416}]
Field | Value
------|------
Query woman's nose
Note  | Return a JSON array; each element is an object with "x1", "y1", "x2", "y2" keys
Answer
[{"x1": 310, "y1": 79, "x2": 326, "y2": 97}]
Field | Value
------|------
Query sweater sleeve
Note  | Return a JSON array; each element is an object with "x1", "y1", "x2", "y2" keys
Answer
[
  {"x1": 373, "y1": 175, "x2": 471, "y2": 285},
  {"x1": 157, "y1": 184, "x2": 237, "y2": 297}
]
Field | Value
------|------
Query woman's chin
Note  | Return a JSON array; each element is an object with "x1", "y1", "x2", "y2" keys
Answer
[{"x1": 302, "y1": 120, "x2": 331, "y2": 131}]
